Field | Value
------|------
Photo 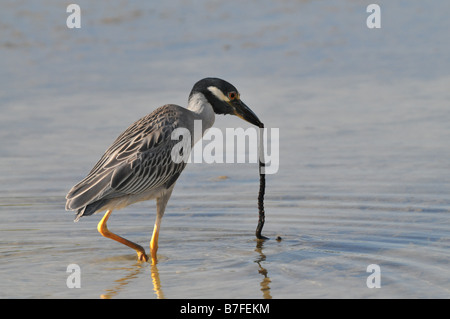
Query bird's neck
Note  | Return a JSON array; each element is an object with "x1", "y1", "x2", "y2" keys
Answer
[{"x1": 187, "y1": 92, "x2": 216, "y2": 132}]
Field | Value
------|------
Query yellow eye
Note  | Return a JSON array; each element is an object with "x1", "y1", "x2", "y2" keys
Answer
[{"x1": 228, "y1": 92, "x2": 238, "y2": 100}]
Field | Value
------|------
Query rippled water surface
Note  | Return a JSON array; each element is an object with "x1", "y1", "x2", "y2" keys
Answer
[{"x1": 1, "y1": 1, "x2": 450, "y2": 298}]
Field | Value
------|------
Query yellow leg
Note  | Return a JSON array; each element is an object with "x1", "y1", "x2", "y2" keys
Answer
[
  {"x1": 151, "y1": 187, "x2": 172, "y2": 265},
  {"x1": 150, "y1": 222, "x2": 160, "y2": 264},
  {"x1": 97, "y1": 210, "x2": 149, "y2": 262}
]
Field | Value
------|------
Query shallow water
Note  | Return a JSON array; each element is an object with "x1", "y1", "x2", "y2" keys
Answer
[{"x1": 1, "y1": 1, "x2": 450, "y2": 298}]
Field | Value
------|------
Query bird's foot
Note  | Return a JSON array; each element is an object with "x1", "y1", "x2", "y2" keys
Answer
[{"x1": 137, "y1": 251, "x2": 149, "y2": 262}]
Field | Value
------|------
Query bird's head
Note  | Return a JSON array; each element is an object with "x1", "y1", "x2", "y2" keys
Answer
[{"x1": 189, "y1": 78, "x2": 263, "y2": 127}]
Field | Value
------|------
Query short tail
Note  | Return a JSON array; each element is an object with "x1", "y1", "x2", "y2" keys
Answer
[{"x1": 73, "y1": 199, "x2": 107, "y2": 222}]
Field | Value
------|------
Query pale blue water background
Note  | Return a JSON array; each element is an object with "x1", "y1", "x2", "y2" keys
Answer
[{"x1": 1, "y1": 1, "x2": 449, "y2": 298}]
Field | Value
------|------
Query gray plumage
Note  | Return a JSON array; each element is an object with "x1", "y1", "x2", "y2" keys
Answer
[
  {"x1": 65, "y1": 78, "x2": 262, "y2": 262},
  {"x1": 66, "y1": 104, "x2": 190, "y2": 221}
]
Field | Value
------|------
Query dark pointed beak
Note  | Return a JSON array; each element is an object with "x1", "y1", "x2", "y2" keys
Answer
[{"x1": 232, "y1": 99, "x2": 263, "y2": 127}]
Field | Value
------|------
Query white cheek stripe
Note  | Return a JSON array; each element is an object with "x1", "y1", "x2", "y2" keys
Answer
[{"x1": 207, "y1": 86, "x2": 230, "y2": 102}]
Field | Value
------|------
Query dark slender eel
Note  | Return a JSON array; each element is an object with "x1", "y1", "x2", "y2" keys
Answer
[{"x1": 256, "y1": 123, "x2": 268, "y2": 240}]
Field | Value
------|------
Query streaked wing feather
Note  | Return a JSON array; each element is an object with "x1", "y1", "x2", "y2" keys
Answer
[{"x1": 66, "y1": 104, "x2": 190, "y2": 210}]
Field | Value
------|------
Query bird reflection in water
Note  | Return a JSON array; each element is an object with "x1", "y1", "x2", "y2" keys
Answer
[
  {"x1": 100, "y1": 240, "x2": 273, "y2": 299},
  {"x1": 100, "y1": 263, "x2": 164, "y2": 299},
  {"x1": 150, "y1": 264, "x2": 165, "y2": 299},
  {"x1": 255, "y1": 239, "x2": 272, "y2": 299}
]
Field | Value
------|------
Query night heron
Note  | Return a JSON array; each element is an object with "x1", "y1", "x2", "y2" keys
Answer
[{"x1": 66, "y1": 78, "x2": 262, "y2": 263}]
